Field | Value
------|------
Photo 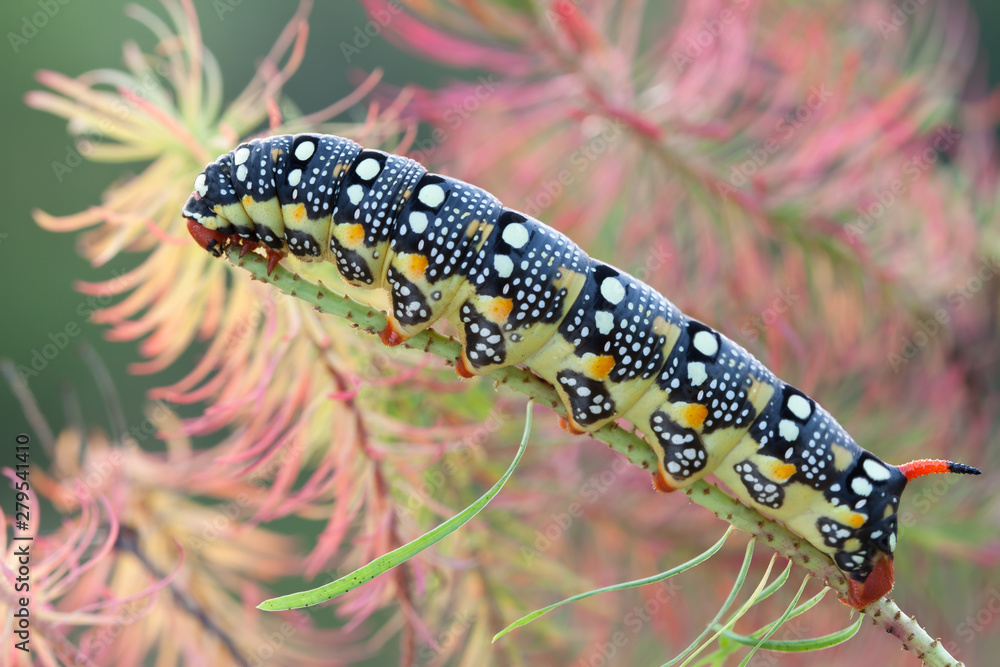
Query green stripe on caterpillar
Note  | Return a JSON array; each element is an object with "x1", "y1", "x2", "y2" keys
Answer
[{"x1": 182, "y1": 133, "x2": 981, "y2": 609}]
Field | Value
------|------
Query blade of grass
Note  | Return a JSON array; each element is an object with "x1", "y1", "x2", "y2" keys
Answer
[
  {"x1": 258, "y1": 400, "x2": 535, "y2": 611},
  {"x1": 713, "y1": 584, "x2": 832, "y2": 641},
  {"x1": 719, "y1": 614, "x2": 864, "y2": 652},
  {"x1": 739, "y1": 576, "x2": 810, "y2": 666},
  {"x1": 660, "y1": 538, "x2": 757, "y2": 667},
  {"x1": 492, "y1": 526, "x2": 734, "y2": 643},
  {"x1": 679, "y1": 553, "x2": 779, "y2": 667},
  {"x1": 749, "y1": 560, "x2": 792, "y2": 606}
]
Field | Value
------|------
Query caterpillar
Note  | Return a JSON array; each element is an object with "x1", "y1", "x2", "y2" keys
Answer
[{"x1": 182, "y1": 133, "x2": 980, "y2": 609}]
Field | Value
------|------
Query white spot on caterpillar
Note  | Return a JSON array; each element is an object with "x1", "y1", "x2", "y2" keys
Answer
[
  {"x1": 787, "y1": 394, "x2": 812, "y2": 420},
  {"x1": 595, "y1": 311, "x2": 614, "y2": 335},
  {"x1": 234, "y1": 147, "x2": 250, "y2": 165},
  {"x1": 236, "y1": 165, "x2": 248, "y2": 182},
  {"x1": 494, "y1": 254, "x2": 514, "y2": 278},
  {"x1": 863, "y1": 459, "x2": 891, "y2": 481},
  {"x1": 356, "y1": 157, "x2": 381, "y2": 181},
  {"x1": 778, "y1": 419, "x2": 799, "y2": 441},
  {"x1": 294, "y1": 140, "x2": 315, "y2": 161},
  {"x1": 418, "y1": 184, "x2": 445, "y2": 208},
  {"x1": 687, "y1": 361, "x2": 708, "y2": 386},
  {"x1": 692, "y1": 330, "x2": 718, "y2": 356},
  {"x1": 194, "y1": 173, "x2": 208, "y2": 196},
  {"x1": 888, "y1": 533, "x2": 896, "y2": 552},
  {"x1": 288, "y1": 169, "x2": 302, "y2": 187},
  {"x1": 502, "y1": 222, "x2": 529, "y2": 248},
  {"x1": 851, "y1": 477, "x2": 873, "y2": 496},
  {"x1": 347, "y1": 184, "x2": 364, "y2": 205},
  {"x1": 600, "y1": 277, "x2": 625, "y2": 304},
  {"x1": 409, "y1": 211, "x2": 429, "y2": 233}
]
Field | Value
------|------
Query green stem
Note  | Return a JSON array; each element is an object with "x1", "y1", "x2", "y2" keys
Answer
[{"x1": 226, "y1": 246, "x2": 964, "y2": 667}]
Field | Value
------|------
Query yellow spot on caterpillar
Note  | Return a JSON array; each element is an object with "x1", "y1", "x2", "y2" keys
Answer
[
  {"x1": 405, "y1": 253, "x2": 429, "y2": 278},
  {"x1": 683, "y1": 404, "x2": 708, "y2": 429},
  {"x1": 291, "y1": 203, "x2": 307, "y2": 224},
  {"x1": 271, "y1": 148, "x2": 284, "y2": 162},
  {"x1": 831, "y1": 444, "x2": 855, "y2": 472},
  {"x1": 343, "y1": 223, "x2": 365, "y2": 247},
  {"x1": 482, "y1": 297, "x2": 513, "y2": 324},
  {"x1": 848, "y1": 514, "x2": 866, "y2": 529},
  {"x1": 771, "y1": 462, "x2": 796, "y2": 481},
  {"x1": 242, "y1": 194, "x2": 253, "y2": 207},
  {"x1": 584, "y1": 354, "x2": 615, "y2": 380}
]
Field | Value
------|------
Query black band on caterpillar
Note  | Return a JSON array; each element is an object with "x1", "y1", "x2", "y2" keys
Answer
[{"x1": 183, "y1": 133, "x2": 982, "y2": 609}]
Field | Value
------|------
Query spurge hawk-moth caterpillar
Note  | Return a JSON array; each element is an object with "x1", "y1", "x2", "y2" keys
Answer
[{"x1": 182, "y1": 133, "x2": 981, "y2": 609}]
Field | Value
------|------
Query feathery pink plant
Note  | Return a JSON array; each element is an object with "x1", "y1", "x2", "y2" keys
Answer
[{"x1": 16, "y1": 0, "x2": 1000, "y2": 664}]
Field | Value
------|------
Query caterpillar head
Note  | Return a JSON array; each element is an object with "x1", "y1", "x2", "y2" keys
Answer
[
  {"x1": 183, "y1": 162, "x2": 240, "y2": 256},
  {"x1": 841, "y1": 458, "x2": 980, "y2": 609}
]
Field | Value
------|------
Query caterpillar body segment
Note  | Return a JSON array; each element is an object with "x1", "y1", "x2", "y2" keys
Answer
[{"x1": 183, "y1": 133, "x2": 982, "y2": 610}]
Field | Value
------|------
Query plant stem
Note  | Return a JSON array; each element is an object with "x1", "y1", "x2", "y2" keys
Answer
[{"x1": 226, "y1": 246, "x2": 964, "y2": 667}]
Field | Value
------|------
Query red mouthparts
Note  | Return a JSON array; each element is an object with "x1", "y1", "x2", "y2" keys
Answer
[{"x1": 844, "y1": 553, "x2": 894, "y2": 609}]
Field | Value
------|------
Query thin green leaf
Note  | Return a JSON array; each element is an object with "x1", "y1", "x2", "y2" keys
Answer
[
  {"x1": 257, "y1": 401, "x2": 535, "y2": 611},
  {"x1": 739, "y1": 576, "x2": 810, "y2": 666},
  {"x1": 492, "y1": 526, "x2": 734, "y2": 643},
  {"x1": 718, "y1": 613, "x2": 863, "y2": 652},
  {"x1": 768, "y1": 586, "x2": 830, "y2": 626},
  {"x1": 660, "y1": 537, "x2": 757, "y2": 667},
  {"x1": 749, "y1": 560, "x2": 792, "y2": 606},
  {"x1": 716, "y1": 585, "x2": 831, "y2": 642},
  {"x1": 679, "y1": 553, "x2": 779, "y2": 667}
]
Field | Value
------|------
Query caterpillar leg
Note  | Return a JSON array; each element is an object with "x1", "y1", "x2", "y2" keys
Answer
[
  {"x1": 558, "y1": 416, "x2": 586, "y2": 435},
  {"x1": 455, "y1": 354, "x2": 476, "y2": 379},
  {"x1": 186, "y1": 218, "x2": 230, "y2": 257},
  {"x1": 379, "y1": 319, "x2": 407, "y2": 347},
  {"x1": 239, "y1": 239, "x2": 260, "y2": 258},
  {"x1": 265, "y1": 248, "x2": 285, "y2": 275},
  {"x1": 651, "y1": 461, "x2": 679, "y2": 493}
]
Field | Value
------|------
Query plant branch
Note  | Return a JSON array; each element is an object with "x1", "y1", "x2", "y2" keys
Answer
[{"x1": 225, "y1": 246, "x2": 964, "y2": 667}]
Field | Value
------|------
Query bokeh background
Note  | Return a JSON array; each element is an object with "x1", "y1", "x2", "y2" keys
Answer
[{"x1": 2, "y1": 1, "x2": 1000, "y2": 665}]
